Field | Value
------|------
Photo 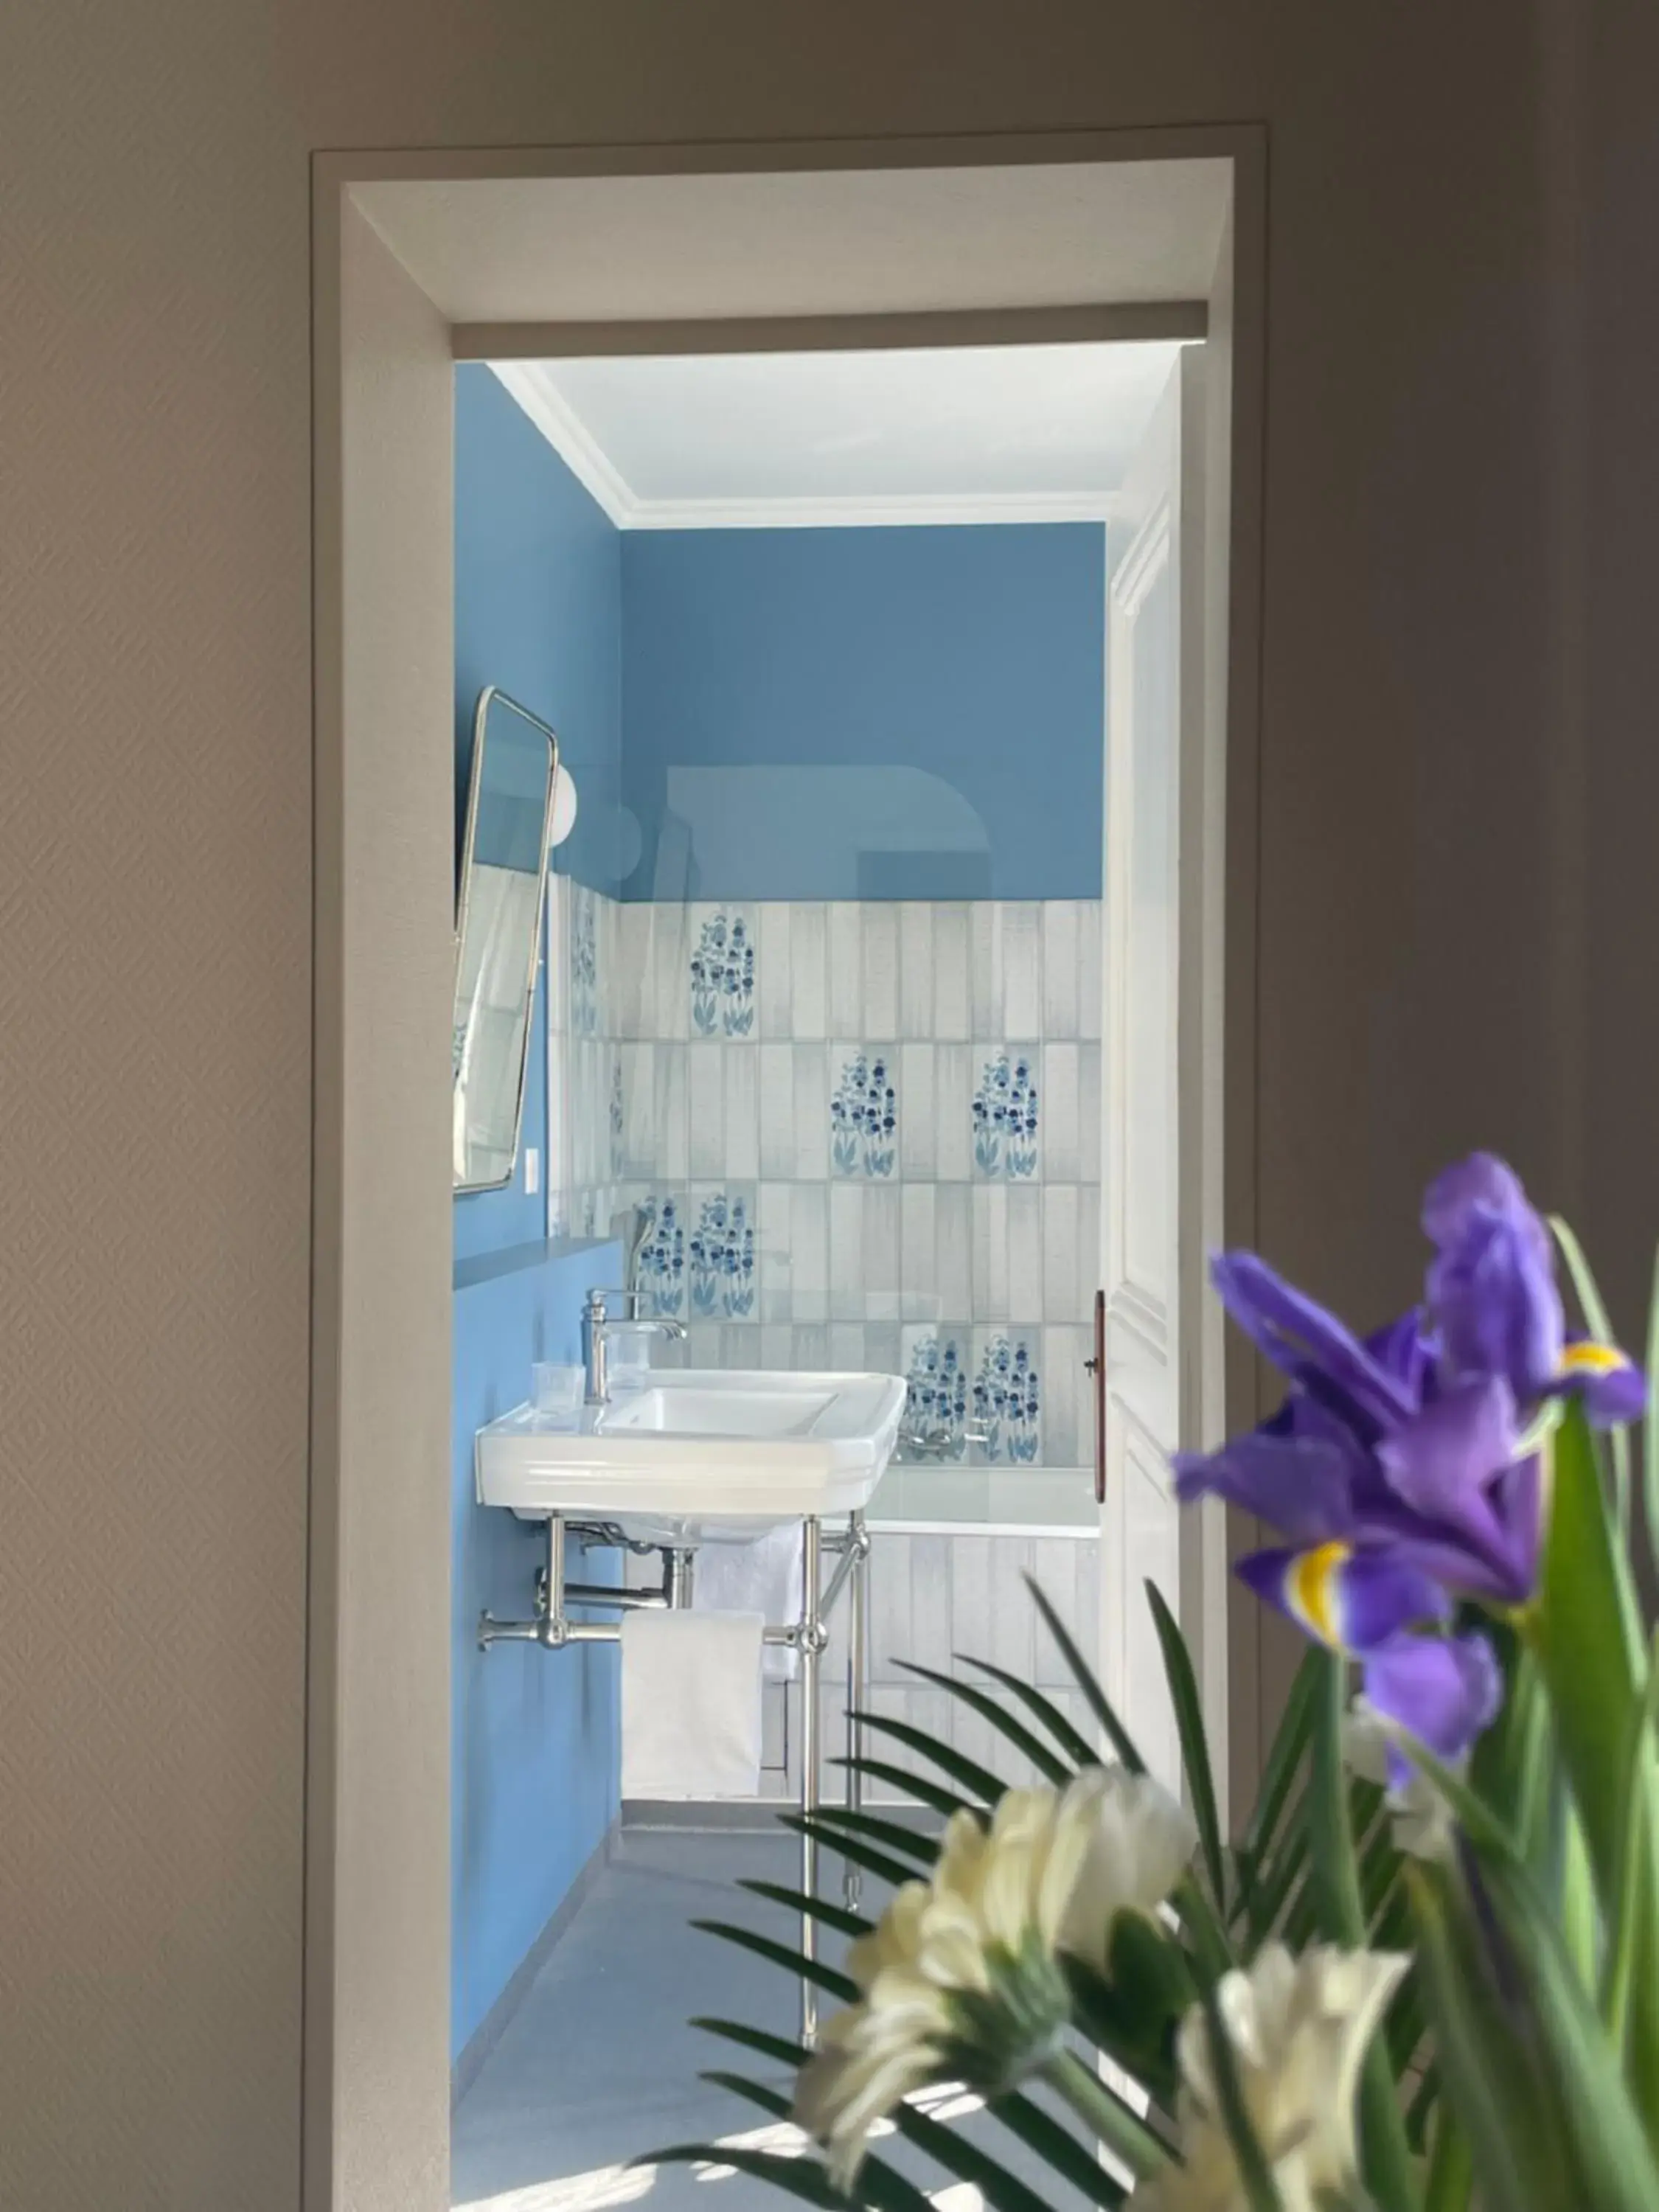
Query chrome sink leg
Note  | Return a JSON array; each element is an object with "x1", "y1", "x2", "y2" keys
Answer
[
  {"x1": 844, "y1": 1509, "x2": 869, "y2": 1912},
  {"x1": 799, "y1": 1514, "x2": 824, "y2": 2048}
]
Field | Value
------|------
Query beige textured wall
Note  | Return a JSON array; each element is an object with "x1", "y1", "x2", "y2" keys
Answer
[{"x1": 4, "y1": 1, "x2": 1658, "y2": 2204}]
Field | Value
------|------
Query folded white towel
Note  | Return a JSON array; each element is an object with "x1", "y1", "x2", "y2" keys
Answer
[
  {"x1": 620, "y1": 1608, "x2": 765, "y2": 1799},
  {"x1": 692, "y1": 1520, "x2": 804, "y2": 1681}
]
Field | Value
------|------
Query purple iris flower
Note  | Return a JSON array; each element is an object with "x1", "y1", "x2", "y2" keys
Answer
[{"x1": 1176, "y1": 1153, "x2": 1644, "y2": 1770}]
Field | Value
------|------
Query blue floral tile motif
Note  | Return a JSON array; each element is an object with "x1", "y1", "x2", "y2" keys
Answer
[
  {"x1": 608, "y1": 1056, "x2": 624, "y2": 1178},
  {"x1": 690, "y1": 910, "x2": 756, "y2": 1037},
  {"x1": 973, "y1": 1335, "x2": 1041, "y2": 1463},
  {"x1": 902, "y1": 1334, "x2": 969, "y2": 1459},
  {"x1": 636, "y1": 1197, "x2": 685, "y2": 1318},
  {"x1": 688, "y1": 1194, "x2": 756, "y2": 1318},
  {"x1": 972, "y1": 1052, "x2": 1040, "y2": 1178},
  {"x1": 571, "y1": 886, "x2": 599, "y2": 1038},
  {"x1": 830, "y1": 1053, "x2": 897, "y2": 1178}
]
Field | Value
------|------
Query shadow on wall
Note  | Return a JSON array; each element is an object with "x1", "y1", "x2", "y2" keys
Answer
[{"x1": 631, "y1": 766, "x2": 994, "y2": 903}]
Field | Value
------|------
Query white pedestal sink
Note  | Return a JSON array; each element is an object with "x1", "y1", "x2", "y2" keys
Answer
[{"x1": 474, "y1": 1366, "x2": 907, "y2": 1535}]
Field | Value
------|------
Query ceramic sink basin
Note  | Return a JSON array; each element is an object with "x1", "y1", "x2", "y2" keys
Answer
[{"x1": 474, "y1": 1367, "x2": 907, "y2": 1535}]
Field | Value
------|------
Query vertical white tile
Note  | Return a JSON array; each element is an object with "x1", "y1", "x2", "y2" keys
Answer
[
  {"x1": 1009, "y1": 1183, "x2": 1044, "y2": 1324},
  {"x1": 758, "y1": 1044, "x2": 795, "y2": 1180},
  {"x1": 1001, "y1": 902, "x2": 1043, "y2": 1037},
  {"x1": 724, "y1": 1047, "x2": 759, "y2": 1181},
  {"x1": 989, "y1": 1541, "x2": 1037, "y2": 1677},
  {"x1": 687, "y1": 1045, "x2": 723, "y2": 1179},
  {"x1": 654, "y1": 1044, "x2": 689, "y2": 1182},
  {"x1": 910, "y1": 1537, "x2": 955, "y2": 1674},
  {"x1": 864, "y1": 1183, "x2": 901, "y2": 1315},
  {"x1": 863, "y1": 902, "x2": 900, "y2": 1038},
  {"x1": 759, "y1": 1322, "x2": 793, "y2": 1368},
  {"x1": 932, "y1": 902, "x2": 971, "y2": 1040},
  {"x1": 1043, "y1": 1185, "x2": 1082, "y2": 1324},
  {"x1": 1032, "y1": 1542, "x2": 1081, "y2": 1668},
  {"x1": 685, "y1": 1324, "x2": 723, "y2": 1369},
  {"x1": 900, "y1": 1184, "x2": 939, "y2": 1321},
  {"x1": 1041, "y1": 1326, "x2": 1088, "y2": 1469},
  {"x1": 898, "y1": 1043, "x2": 937, "y2": 1180},
  {"x1": 790, "y1": 1184, "x2": 829, "y2": 1324},
  {"x1": 1042, "y1": 1042, "x2": 1081, "y2": 1183},
  {"x1": 897, "y1": 904, "x2": 933, "y2": 1039},
  {"x1": 757, "y1": 1183, "x2": 793, "y2": 1327},
  {"x1": 829, "y1": 1323, "x2": 865, "y2": 1370},
  {"x1": 936, "y1": 1184, "x2": 973, "y2": 1324},
  {"x1": 970, "y1": 903, "x2": 1002, "y2": 1038},
  {"x1": 790, "y1": 902, "x2": 828, "y2": 1040},
  {"x1": 950, "y1": 1537, "x2": 994, "y2": 1666},
  {"x1": 758, "y1": 904, "x2": 793, "y2": 1039},
  {"x1": 1077, "y1": 1184, "x2": 1100, "y2": 1301},
  {"x1": 651, "y1": 904, "x2": 689, "y2": 1041},
  {"x1": 792, "y1": 1043, "x2": 829, "y2": 1179},
  {"x1": 616, "y1": 1043, "x2": 653, "y2": 1179},
  {"x1": 827, "y1": 904, "x2": 862, "y2": 1037},
  {"x1": 973, "y1": 1184, "x2": 1009, "y2": 1323},
  {"x1": 1080, "y1": 1042, "x2": 1103, "y2": 1185},
  {"x1": 612, "y1": 900, "x2": 653, "y2": 1039},
  {"x1": 1079, "y1": 900, "x2": 1104, "y2": 1043},
  {"x1": 936, "y1": 1044, "x2": 973, "y2": 1182},
  {"x1": 791, "y1": 1323, "x2": 830, "y2": 1371},
  {"x1": 829, "y1": 1182, "x2": 865, "y2": 1321},
  {"x1": 1043, "y1": 902, "x2": 1081, "y2": 1039}
]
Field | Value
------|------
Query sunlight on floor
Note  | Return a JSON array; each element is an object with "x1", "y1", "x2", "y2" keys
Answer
[{"x1": 453, "y1": 2088, "x2": 986, "y2": 2212}]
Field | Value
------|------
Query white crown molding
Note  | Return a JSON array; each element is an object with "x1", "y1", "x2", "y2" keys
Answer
[
  {"x1": 489, "y1": 361, "x2": 636, "y2": 527},
  {"x1": 490, "y1": 361, "x2": 1118, "y2": 531},
  {"x1": 624, "y1": 490, "x2": 1119, "y2": 529}
]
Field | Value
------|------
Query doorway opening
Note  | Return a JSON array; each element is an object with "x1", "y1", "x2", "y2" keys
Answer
[{"x1": 311, "y1": 138, "x2": 1263, "y2": 2212}]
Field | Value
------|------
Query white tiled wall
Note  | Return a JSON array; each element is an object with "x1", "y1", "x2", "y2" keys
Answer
[{"x1": 552, "y1": 890, "x2": 1102, "y2": 1474}]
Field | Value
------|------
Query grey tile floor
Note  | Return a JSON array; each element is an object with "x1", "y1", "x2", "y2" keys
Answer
[{"x1": 450, "y1": 1826, "x2": 1092, "y2": 2212}]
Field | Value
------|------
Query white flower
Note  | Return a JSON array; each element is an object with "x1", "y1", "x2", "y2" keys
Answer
[
  {"x1": 1054, "y1": 1764, "x2": 1199, "y2": 1973},
  {"x1": 1128, "y1": 1943, "x2": 1408, "y2": 2212},
  {"x1": 796, "y1": 1770, "x2": 1195, "y2": 2189},
  {"x1": 1343, "y1": 1697, "x2": 1458, "y2": 1861}
]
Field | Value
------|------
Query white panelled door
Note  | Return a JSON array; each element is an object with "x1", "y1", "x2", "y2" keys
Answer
[{"x1": 1098, "y1": 347, "x2": 1214, "y2": 1798}]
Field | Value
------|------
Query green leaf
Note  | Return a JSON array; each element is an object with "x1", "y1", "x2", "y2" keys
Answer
[
  {"x1": 992, "y1": 2087, "x2": 1128, "y2": 2207},
  {"x1": 695, "y1": 2025, "x2": 1070, "y2": 2212},
  {"x1": 894, "y1": 1660, "x2": 1072, "y2": 1784},
  {"x1": 958, "y1": 1653, "x2": 1104, "y2": 1772},
  {"x1": 1421, "y1": 2105, "x2": 1471, "y2": 2212},
  {"x1": 648, "y1": 2145, "x2": 844, "y2": 2209},
  {"x1": 1551, "y1": 1212, "x2": 1633, "y2": 1538},
  {"x1": 1404, "y1": 2062, "x2": 1441, "y2": 2154},
  {"x1": 1599, "y1": 1632, "x2": 1659, "y2": 2061},
  {"x1": 1242, "y1": 1790, "x2": 1311, "y2": 1949},
  {"x1": 829, "y1": 1756, "x2": 970, "y2": 1821},
  {"x1": 1060, "y1": 1953, "x2": 1180, "y2": 2110},
  {"x1": 1025, "y1": 1576, "x2": 1146, "y2": 1773},
  {"x1": 776, "y1": 1815, "x2": 922, "y2": 1891},
  {"x1": 846, "y1": 1709, "x2": 1010, "y2": 1806},
  {"x1": 1042, "y1": 2047, "x2": 1169, "y2": 2186},
  {"x1": 692, "y1": 1919, "x2": 859, "y2": 2004},
  {"x1": 1308, "y1": 1654, "x2": 1415, "y2": 2212},
  {"x1": 1145, "y1": 1578, "x2": 1228, "y2": 1912},
  {"x1": 1407, "y1": 1863, "x2": 1565, "y2": 2212},
  {"x1": 791, "y1": 1803, "x2": 942, "y2": 1865},
  {"x1": 1646, "y1": 1239, "x2": 1659, "y2": 1590},
  {"x1": 738, "y1": 1880, "x2": 872, "y2": 1941},
  {"x1": 1232, "y1": 1648, "x2": 1320, "y2": 1927}
]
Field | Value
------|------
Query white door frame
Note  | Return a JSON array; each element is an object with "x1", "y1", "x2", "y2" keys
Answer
[{"x1": 310, "y1": 126, "x2": 1266, "y2": 2211}]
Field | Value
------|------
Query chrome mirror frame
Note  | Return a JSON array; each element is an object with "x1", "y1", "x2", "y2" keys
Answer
[{"x1": 452, "y1": 684, "x2": 560, "y2": 1194}]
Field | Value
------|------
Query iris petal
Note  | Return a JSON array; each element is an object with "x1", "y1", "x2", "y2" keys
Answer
[
  {"x1": 1210, "y1": 1252, "x2": 1416, "y2": 1438},
  {"x1": 1362, "y1": 1630, "x2": 1503, "y2": 1782},
  {"x1": 1559, "y1": 1338, "x2": 1647, "y2": 1427},
  {"x1": 1238, "y1": 1543, "x2": 1450, "y2": 1654},
  {"x1": 1173, "y1": 1431, "x2": 1359, "y2": 1548}
]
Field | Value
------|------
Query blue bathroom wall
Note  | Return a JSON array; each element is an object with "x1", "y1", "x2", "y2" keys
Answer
[
  {"x1": 619, "y1": 525, "x2": 1105, "y2": 903},
  {"x1": 454, "y1": 363, "x2": 623, "y2": 1262},
  {"x1": 451, "y1": 1240, "x2": 622, "y2": 2059}
]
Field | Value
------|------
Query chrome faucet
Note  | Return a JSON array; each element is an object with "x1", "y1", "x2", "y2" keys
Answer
[{"x1": 581, "y1": 1287, "x2": 685, "y2": 1405}]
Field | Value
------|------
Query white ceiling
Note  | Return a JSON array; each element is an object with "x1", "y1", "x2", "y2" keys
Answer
[
  {"x1": 493, "y1": 341, "x2": 1189, "y2": 526},
  {"x1": 358, "y1": 160, "x2": 1230, "y2": 324}
]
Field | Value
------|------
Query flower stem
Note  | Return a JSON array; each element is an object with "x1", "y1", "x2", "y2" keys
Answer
[{"x1": 1043, "y1": 2047, "x2": 1168, "y2": 2183}]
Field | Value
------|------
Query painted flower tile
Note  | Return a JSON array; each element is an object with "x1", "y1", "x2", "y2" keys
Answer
[
  {"x1": 687, "y1": 1192, "x2": 757, "y2": 1319},
  {"x1": 830, "y1": 1051, "x2": 897, "y2": 1178},
  {"x1": 689, "y1": 907, "x2": 757, "y2": 1037},
  {"x1": 971, "y1": 1332, "x2": 1042, "y2": 1464},
  {"x1": 900, "y1": 1329, "x2": 971, "y2": 1460},
  {"x1": 636, "y1": 1195, "x2": 686, "y2": 1318},
  {"x1": 972, "y1": 1050, "x2": 1040, "y2": 1178}
]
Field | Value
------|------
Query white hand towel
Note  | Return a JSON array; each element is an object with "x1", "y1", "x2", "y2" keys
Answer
[
  {"x1": 692, "y1": 1520, "x2": 804, "y2": 1681},
  {"x1": 620, "y1": 1607, "x2": 765, "y2": 1800}
]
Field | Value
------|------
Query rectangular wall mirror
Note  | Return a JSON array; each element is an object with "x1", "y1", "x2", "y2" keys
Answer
[{"x1": 452, "y1": 685, "x2": 559, "y2": 1192}]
